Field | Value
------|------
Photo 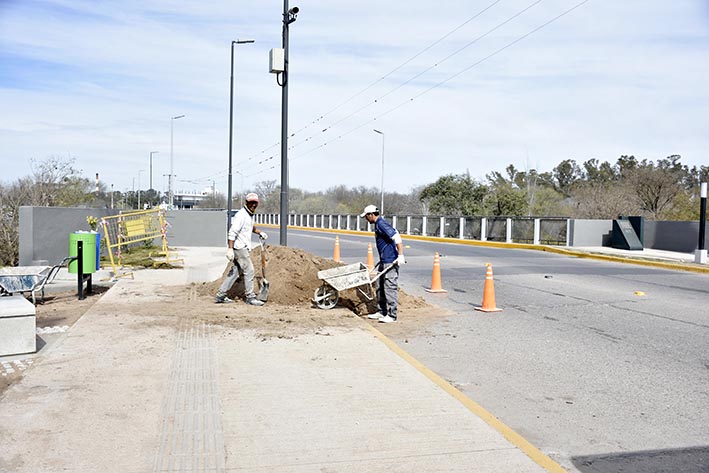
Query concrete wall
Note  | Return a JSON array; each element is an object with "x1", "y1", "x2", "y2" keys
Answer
[
  {"x1": 163, "y1": 210, "x2": 225, "y2": 247},
  {"x1": 19, "y1": 207, "x2": 708, "y2": 265},
  {"x1": 19, "y1": 207, "x2": 227, "y2": 266},
  {"x1": 19, "y1": 207, "x2": 116, "y2": 266},
  {"x1": 568, "y1": 219, "x2": 613, "y2": 247},
  {"x1": 645, "y1": 220, "x2": 708, "y2": 253}
]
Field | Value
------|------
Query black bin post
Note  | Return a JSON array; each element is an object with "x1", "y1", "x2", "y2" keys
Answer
[{"x1": 75, "y1": 240, "x2": 92, "y2": 300}]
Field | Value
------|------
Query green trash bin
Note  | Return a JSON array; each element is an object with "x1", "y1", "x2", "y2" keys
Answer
[{"x1": 68, "y1": 232, "x2": 98, "y2": 274}]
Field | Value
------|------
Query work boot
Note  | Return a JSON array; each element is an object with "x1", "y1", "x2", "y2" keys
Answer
[
  {"x1": 246, "y1": 297, "x2": 264, "y2": 306},
  {"x1": 214, "y1": 295, "x2": 234, "y2": 304}
]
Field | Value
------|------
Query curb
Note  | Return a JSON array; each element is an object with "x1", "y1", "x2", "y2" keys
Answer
[{"x1": 259, "y1": 224, "x2": 709, "y2": 274}]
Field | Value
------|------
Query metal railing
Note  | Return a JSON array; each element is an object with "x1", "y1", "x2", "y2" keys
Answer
[{"x1": 254, "y1": 213, "x2": 569, "y2": 246}]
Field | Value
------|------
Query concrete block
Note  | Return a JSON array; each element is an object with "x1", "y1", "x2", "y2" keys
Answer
[{"x1": 0, "y1": 295, "x2": 37, "y2": 356}]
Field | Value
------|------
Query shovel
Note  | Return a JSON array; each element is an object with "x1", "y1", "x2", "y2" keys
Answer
[{"x1": 257, "y1": 241, "x2": 270, "y2": 302}]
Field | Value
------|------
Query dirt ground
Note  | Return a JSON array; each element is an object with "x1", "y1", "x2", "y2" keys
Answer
[{"x1": 0, "y1": 245, "x2": 452, "y2": 395}]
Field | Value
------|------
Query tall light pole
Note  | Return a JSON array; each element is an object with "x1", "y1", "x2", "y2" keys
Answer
[
  {"x1": 169, "y1": 114, "x2": 185, "y2": 209},
  {"x1": 149, "y1": 151, "x2": 159, "y2": 191},
  {"x1": 137, "y1": 169, "x2": 145, "y2": 209},
  {"x1": 373, "y1": 129, "x2": 385, "y2": 215},
  {"x1": 228, "y1": 39, "x2": 255, "y2": 233},
  {"x1": 277, "y1": 2, "x2": 299, "y2": 246},
  {"x1": 235, "y1": 169, "x2": 244, "y2": 207}
]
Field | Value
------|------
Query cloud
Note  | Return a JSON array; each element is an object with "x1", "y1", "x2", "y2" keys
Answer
[{"x1": 0, "y1": 0, "x2": 707, "y2": 196}]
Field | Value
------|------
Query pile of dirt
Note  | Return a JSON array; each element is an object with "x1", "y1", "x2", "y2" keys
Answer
[{"x1": 197, "y1": 244, "x2": 429, "y2": 315}]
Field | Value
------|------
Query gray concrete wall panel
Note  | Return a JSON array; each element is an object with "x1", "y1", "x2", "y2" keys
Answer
[
  {"x1": 569, "y1": 219, "x2": 613, "y2": 247},
  {"x1": 163, "y1": 211, "x2": 225, "y2": 247},
  {"x1": 645, "y1": 220, "x2": 708, "y2": 253},
  {"x1": 19, "y1": 207, "x2": 115, "y2": 266}
]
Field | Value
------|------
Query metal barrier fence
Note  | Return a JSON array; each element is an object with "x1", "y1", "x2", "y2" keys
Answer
[
  {"x1": 100, "y1": 208, "x2": 181, "y2": 277},
  {"x1": 254, "y1": 213, "x2": 569, "y2": 246}
]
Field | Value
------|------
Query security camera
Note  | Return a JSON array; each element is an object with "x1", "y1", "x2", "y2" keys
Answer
[{"x1": 289, "y1": 6, "x2": 299, "y2": 14}]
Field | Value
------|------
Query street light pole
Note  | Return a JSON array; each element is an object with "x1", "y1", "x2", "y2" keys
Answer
[
  {"x1": 373, "y1": 129, "x2": 385, "y2": 215},
  {"x1": 277, "y1": 1, "x2": 299, "y2": 246},
  {"x1": 228, "y1": 39, "x2": 255, "y2": 233},
  {"x1": 149, "y1": 151, "x2": 159, "y2": 191},
  {"x1": 137, "y1": 169, "x2": 145, "y2": 209},
  {"x1": 169, "y1": 115, "x2": 185, "y2": 209},
  {"x1": 235, "y1": 170, "x2": 244, "y2": 207}
]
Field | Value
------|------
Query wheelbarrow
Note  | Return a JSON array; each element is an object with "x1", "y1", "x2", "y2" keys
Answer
[
  {"x1": 0, "y1": 257, "x2": 73, "y2": 305},
  {"x1": 313, "y1": 262, "x2": 396, "y2": 310}
]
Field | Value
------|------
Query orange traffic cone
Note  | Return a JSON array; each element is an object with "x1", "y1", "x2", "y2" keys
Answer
[
  {"x1": 425, "y1": 252, "x2": 447, "y2": 293},
  {"x1": 333, "y1": 236, "x2": 341, "y2": 262},
  {"x1": 475, "y1": 263, "x2": 502, "y2": 312},
  {"x1": 366, "y1": 242, "x2": 374, "y2": 271}
]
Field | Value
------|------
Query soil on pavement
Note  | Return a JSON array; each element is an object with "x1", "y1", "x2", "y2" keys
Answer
[{"x1": 1, "y1": 245, "x2": 450, "y2": 395}]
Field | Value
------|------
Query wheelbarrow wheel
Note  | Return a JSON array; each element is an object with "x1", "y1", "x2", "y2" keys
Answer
[{"x1": 314, "y1": 284, "x2": 339, "y2": 310}]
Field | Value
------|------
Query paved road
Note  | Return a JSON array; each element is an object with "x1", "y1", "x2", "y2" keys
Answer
[{"x1": 282, "y1": 228, "x2": 709, "y2": 473}]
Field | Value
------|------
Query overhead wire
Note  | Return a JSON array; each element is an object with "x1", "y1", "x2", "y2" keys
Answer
[
  {"x1": 289, "y1": 0, "x2": 591, "y2": 164},
  {"x1": 287, "y1": 0, "x2": 545, "y2": 152},
  {"x1": 233, "y1": 0, "x2": 591, "y2": 183},
  {"x1": 235, "y1": 0, "x2": 505, "y2": 171}
]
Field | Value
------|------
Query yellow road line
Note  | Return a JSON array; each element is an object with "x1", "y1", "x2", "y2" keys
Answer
[
  {"x1": 365, "y1": 324, "x2": 567, "y2": 472},
  {"x1": 261, "y1": 224, "x2": 709, "y2": 274}
]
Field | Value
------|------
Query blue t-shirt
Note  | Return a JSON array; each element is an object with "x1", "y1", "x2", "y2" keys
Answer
[{"x1": 374, "y1": 217, "x2": 400, "y2": 264}]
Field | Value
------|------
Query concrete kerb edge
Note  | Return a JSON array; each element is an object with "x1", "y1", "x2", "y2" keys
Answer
[
  {"x1": 364, "y1": 323, "x2": 567, "y2": 473},
  {"x1": 261, "y1": 224, "x2": 709, "y2": 274}
]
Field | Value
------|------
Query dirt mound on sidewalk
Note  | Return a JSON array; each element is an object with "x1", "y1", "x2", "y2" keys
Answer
[{"x1": 197, "y1": 244, "x2": 429, "y2": 315}]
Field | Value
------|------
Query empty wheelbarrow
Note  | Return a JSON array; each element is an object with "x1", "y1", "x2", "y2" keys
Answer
[
  {"x1": 313, "y1": 262, "x2": 396, "y2": 310},
  {"x1": 0, "y1": 257, "x2": 72, "y2": 305}
]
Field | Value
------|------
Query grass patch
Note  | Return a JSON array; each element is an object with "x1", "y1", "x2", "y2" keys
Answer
[{"x1": 101, "y1": 244, "x2": 177, "y2": 269}]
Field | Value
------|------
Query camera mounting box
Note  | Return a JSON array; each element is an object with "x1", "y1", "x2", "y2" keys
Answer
[{"x1": 269, "y1": 48, "x2": 285, "y2": 73}]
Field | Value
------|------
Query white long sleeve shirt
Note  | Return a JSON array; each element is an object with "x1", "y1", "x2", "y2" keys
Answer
[{"x1": 228, "y1": 206, "x2": 255, "y2": 250}]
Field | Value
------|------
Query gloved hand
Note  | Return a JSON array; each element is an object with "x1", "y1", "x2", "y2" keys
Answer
[
  {"x1": 395, "y1": 254, "x2": 406, "y2": 265},
  {"x1": 226, "y1": 248, "x2": 235, "y2": 261},
  {"x1": 259, "y1": 232, "x2": 268, "y2": 241}
]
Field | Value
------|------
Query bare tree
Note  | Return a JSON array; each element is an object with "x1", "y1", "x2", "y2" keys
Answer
[
  {"x1": 627, "y1": 159, "x2": 683, "y2": 219},
  {"x1": 0, "y1": 156, "x2": 92, "y2": 265},
  {"x1": 571, "y1": 182, "x2": 639, "y2": 219}
]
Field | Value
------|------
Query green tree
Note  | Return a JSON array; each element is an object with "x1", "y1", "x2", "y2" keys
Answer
[
  {"x1": 419, "y1": 173, "x2": 487, "y2": 215},
  {"x1": 552, "y1": 159, "x2": 581, "y2": 197},
  {"x1": 483, "y1": 183, "x2": 527, "y2": 216}
]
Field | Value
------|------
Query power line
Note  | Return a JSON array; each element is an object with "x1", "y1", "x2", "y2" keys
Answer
[
  {"x1": 282, "y1": 0, "x2": 548, "y2": 157},
  {"x1": 239, "y1": 0, "x2": 505, "y2": 168},
  {"x1": 289, "y1": 0, "x2": 591, "y2": 164}
]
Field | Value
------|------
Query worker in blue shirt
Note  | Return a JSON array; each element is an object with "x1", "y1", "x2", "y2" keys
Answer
[{"x1": 360, "y1": 205, "x2": 406, "y2": 323}]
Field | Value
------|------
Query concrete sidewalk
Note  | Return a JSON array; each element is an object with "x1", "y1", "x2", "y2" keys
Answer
[
  {"x1": 0, "y1": 247, "x2": 560, "y2": 473},
  {"x1": 570, "y1": 246, "x2": 696, "y2": 263}
]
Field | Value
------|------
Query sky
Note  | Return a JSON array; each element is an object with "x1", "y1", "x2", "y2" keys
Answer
[{"x1": 1, "y1": 0, "x2": 708, "y2": 198}]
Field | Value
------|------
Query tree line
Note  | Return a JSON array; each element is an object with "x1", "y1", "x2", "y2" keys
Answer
[{"x1": 1, "y1": 154, "x2": 707, "y2": 266}]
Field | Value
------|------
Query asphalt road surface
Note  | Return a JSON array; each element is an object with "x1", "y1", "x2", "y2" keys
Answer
[{"x1": 276, "y1": 228, "x2": 709, "y2": 473}]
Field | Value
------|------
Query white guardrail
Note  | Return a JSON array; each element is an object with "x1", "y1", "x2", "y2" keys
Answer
[{"x1": 254, "y1": 214, "x2": 570, "y2": 246}]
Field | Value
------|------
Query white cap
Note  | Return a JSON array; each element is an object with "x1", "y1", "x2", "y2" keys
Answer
[
  {"x1": 245, "y1": 192, "x2": 259, "y2": 203},
  {"x1": 359, "y1": 205, "x2": 379, "y2": 217}
]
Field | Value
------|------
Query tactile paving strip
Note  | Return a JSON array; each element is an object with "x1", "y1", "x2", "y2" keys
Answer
[{"x1": 153, "y1": 322, "x2": 225, "y2": 472}]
